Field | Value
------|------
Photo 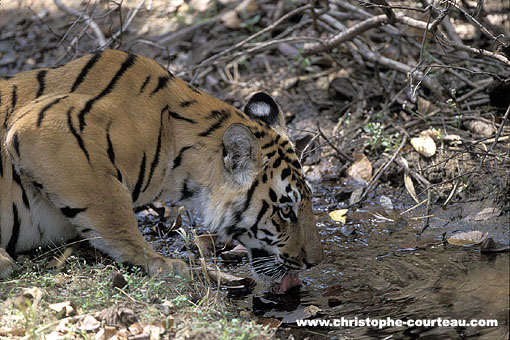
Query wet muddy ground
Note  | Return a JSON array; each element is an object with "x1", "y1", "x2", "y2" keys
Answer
[{"x1": 139, "y1": 181, "x2": 509, "y2": 339}]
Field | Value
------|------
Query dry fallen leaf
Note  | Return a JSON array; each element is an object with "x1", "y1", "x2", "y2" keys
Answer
[
  {"x1": 206, "y1": 266, "x2": 256, "y2": 290},
  {"x1": 417, "y1": 96, "x2": 438, "y2": 115},
  {"x1": 78, "y1": 315, "x2": 100, "y2": 332},
  {"x1": 411, "y1": 135, "x2": 436, "y2": 157},
  {"x1": 329, "y1": 209, "x2": 348, "y2": 224},
  {"x1": 221, "y1": 10, "x2": 241, "y2": 29},
  {"x1": 257, "y1": 317, "x2": 282, "y2": 329},
  {"x1": 447, "y1": 231, "x2": 489, "y2": 246},
  {"x1": 467, "y1": 207, "x2": 502, "y2": 221},
  {"x1": 220, "y1": 244, "x2": 248, "y2": 261},
  {"x1": 281, "y1": 305, "x2": 321, "y2": 323},
  {"x1": 49, "y1": 301, "x2": 77, "y2": 318},
  {"x1": 346, "y1": 153, "x2": 372, "y2": 183},
  {"x1": 196, "y1": 233, "x2": 218, "y2": 255},
  {"x1": 111, "y1": 271, "x2": 128, "y2": 289},
  {"x1": 47, "y1": 244, "x2": 79, "y2": 270},
  {"x1": 466, "y1": 120, "x2": 496, "y2": 137}
]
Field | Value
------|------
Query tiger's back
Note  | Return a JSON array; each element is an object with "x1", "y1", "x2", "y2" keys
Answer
[{"x1": 0, "y1": 50, "x2": 322, "y2": 286}]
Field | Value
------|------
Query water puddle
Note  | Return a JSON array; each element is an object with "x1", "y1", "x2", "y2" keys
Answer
[{"x1": 226, "y1": 184, "x2": 510, "y2": 339}]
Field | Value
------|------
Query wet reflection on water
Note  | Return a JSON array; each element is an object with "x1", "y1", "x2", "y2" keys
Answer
[{"x1": 230, "y1": 184, "x2": 510, "y2": 339}]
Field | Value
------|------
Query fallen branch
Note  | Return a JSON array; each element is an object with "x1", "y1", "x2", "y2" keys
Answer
[{"x1": 53, "y1": 0, "x2": 105, "y2": 48}]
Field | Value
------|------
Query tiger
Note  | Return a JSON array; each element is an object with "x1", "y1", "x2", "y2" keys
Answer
[{"x1": 0, "y1": 50, "x2": 323, "y2": 291}]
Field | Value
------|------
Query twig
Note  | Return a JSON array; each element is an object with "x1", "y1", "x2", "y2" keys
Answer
[
  {"x1": 355, "y1": 135, "x2": 408, "y2": 205},
  {"x1": 479, "y1": 103, "x2": 510, "y2": 169},
  {"x1": 303, "y1": 15, "x2": 387, "y2": 55},
  {"x1": 105, "y1": 0, "x2": 147, "y2": 48},
  {"x1": 317, "y1": 127, "x2": 353, "y2": 162},
  {"x1": 192, "y1": 4, "x2": 312, "y2": 71},
  {"x1": 53, "y1": 0, "x2": 106, "y2": 47}
]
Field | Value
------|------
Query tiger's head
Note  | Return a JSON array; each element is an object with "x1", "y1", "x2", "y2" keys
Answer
[{"x1": 208, "y1": 92, "x2": 323, "y2": 289}]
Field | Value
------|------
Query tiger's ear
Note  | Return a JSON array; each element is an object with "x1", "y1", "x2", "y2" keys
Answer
[
  {"x1": 222, "y1": 123, "x2": 260, "y2": 187},
  {"x1": 244, "y1": 92, "x2": 286, "y2": 133}
]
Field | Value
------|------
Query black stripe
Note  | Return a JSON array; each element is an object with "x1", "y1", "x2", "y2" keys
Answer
[
  {"x1": 180, "y1": 180, "x2": 194, "y2": 200},
  {"x1": 261, "y1": 140, "x2": 275, "y2": 149},
  {"x1": 21, "y1": 184, "x2": 30, "y2": 209},
  {"x1": 269, "y1": 188, "x2": 277, "y2": 202},
  {"x1": 71, "y1": 52, "x2": 102, "y2": 93},
  {"x1": 266, "y1": 150, "x2": 276, "y2": 159},
  {"x1": 6, "y1": 204, "x2": 21, "y2": 256},
  {"x1": 36, "y1": 70, "x2": 47, "y2": 98},
  {"x1": 106, "y1": 122, "x2": 123, "y2": 182},
  {"x1": 78, "y1": 53, "x2": 137, "y2": 131},
  {"x1": 66, "y1": 107, "x2": 90, "y2": 161},
  {"x1": 206, "y1": 109, "x2": 230, "y2": 120},
  {"x1": 198, "y1": 113, "x2": 229, "y2": 137},
  {"x1": 281, "y1": 167, "x2": 291, "y2": 180},
  {"x1": 273, "y1": 157, "x2": 282, "y2": 168},
  {"x1": 61, "y1": 206, "x2": 87, "y2": 218},
  {"x1": 171, "y1": 146, "x2": 192, "y2": 171},
  {"x1": 132, "y1": 152, "x2": 146, "y2": 203},
  {"x1": 3, "y1": 85, "x2": 17, "y2": 128},
  {"x1": 234, "y1": 179, "x2": 259, "y2": 224},
  {"x1": 150, "y1": 75, "x2": 170, "y2": 96},
  {"x1": 12, "y1": 132, "x2": 20, "y2": 157},
  {"x1": 142, "y1": 123, "x2": 163, "y2": 192},
  {"x1": 180, "y1": 100, "x2": 197, "y2": 107},
  {"x1": 138, "y1": 75, "x2": 151, "y2": 94},
  {"x1": 161, "y1": 105, "x2": 197, "y2": 124},
  {"x1": 11, "y1": 85, "x2": 17, "y2": 111},
  {"x1": 251, "y1": 200, "x2": 269, "y2": 235},
  {"x1": 168, "y1": 110, "x2": 196, "y2": 124},
  {"x1": 37, "y1": 95, "x2": 68, "y2": 127}
]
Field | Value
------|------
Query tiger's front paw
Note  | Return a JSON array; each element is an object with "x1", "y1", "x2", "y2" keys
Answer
[
  {"x1": 148, "y1": 258, "x2": 190, "y2": 279},
  {"x1": 0, "y1": 248, "x2": 16, "y2": 279}
]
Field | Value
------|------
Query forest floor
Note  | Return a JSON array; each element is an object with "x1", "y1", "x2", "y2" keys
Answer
[{"x1": 0, "y1": 0, "x2": 509, "y2": 339}]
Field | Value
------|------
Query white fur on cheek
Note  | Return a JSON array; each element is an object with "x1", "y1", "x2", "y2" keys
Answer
[{"x1": 248, "y1": 102, "x2": 271, "y2": 117}]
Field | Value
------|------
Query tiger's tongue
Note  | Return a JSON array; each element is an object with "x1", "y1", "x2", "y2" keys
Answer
[{"x1": 279, "y1": 273, "x2": 301, "y2": 293}]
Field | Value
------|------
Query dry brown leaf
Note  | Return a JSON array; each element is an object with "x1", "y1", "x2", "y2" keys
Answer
[
  {"x1": 205, "y1": 266, "x2": 255, "y2": 290},
  {"x1": 417, "y1": 96, "x2": 438, "y2": 115},
  {"x1": 411, "y1": 135, "x2": 436, "y2": 157},
  {"x1": 0, "y1": 327, "x2": 25, "y2": 337},
  {"x1": 346, "y1": 153, "x2": 372, "y2": 183},
  {"x1": 144, "y1": 323, "x2": 166, "y2": 340},
  {"x1": 447, "y1": 231, "x2": 489, "y2": 246},
  {"x1": 400, "y1": 156, "x2": 420, "y2": 203},
  {"x1": 49, "y1": 301, "x2": 77, "y2": 318},
  {"x1": 111, "y1": 271, "x2": 128, "y2": 289},
  {"x1": 281, "y1": 305, "x2": 321, "y2": 323},
  {"x1": 329, "y1": 209, "x2": 348, "y2": 224},
  {"x1": 404, "y1": 173, "x2": 419, "y2": 203},
  {"x1": 221, "y1": 10, "x2": 241, "y2": 29},
  {"x1": 168, "y1": 206, "x2": 185, "y2": 232},
  {"x1": 466, "y1": 120, "x2": 496, "y2": 137},
  {"x1": 236, "y1": 0, "x2": 259, "y2": 12},
  {"x1": 47, "y1": 244, "x2": 79, "y2": 270},
  {"x1": 196, "y1": 233, "x2": 218, "y2": 255},
  {"x1": 257, "y1": 317, "x2": 282, "y2": 329},
  {"x1": 465, "y1": 207, "x2": 502, "y2": 221},
  {"x1": 78, "y1": 315, "x2": 100, "y2": 332},
  {"x1": 220, "y1": 244, "x2": 248, "y2": 261}
]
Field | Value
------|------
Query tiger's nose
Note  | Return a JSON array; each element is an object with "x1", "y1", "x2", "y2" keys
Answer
[{"x1": 302, "y1": 255, "x2": 323, "y2": 269}]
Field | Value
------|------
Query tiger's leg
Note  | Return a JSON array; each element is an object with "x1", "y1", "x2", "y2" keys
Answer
[
  {"x1": 5, "y1": 131, "x2": 188, "y2": 279},
  {"x1": 0, "y1": 248, "x2": 15, "y2": 279},
  {"x1": 47, "y1": 175, "x2": 189, "y2": 278}
]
